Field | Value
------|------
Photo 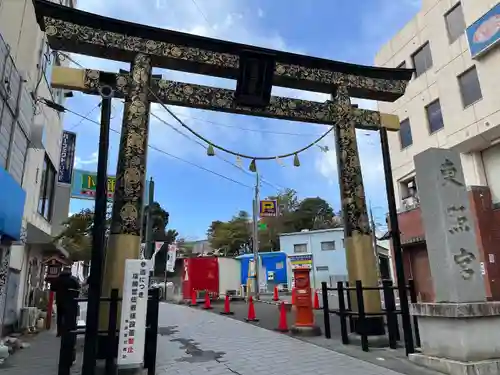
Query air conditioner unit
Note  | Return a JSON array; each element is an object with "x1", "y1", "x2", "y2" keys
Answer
[
  {"x1": 19, "y1": 307, "x2": 38, "y2": 330},
  {"x1": 403, "y1": 196, "x2": 419, "y2": 209}
]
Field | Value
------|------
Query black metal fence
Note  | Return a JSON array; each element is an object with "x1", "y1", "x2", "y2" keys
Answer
[
  {"x1": 58, "y1": 287, "x2": 160, "y2": 375},
  {"x1": 321, "y1": 279, "x2": 420, "y2": 353}
]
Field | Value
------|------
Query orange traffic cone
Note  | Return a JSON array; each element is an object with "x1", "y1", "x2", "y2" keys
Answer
[
  {"x1": 190, "y1": 289, "x2": 197, "y2": 306},
  {"x1": 273, "y1": 286, "x2": 279, "y2": 302},
  {"x1": 245, "y1": 296, "x2": 259, "y2": 322},
  {"x1": 275, "y1": 301, "x2": 289, "y2": 332},
  {"x1": 291, "y1": 288, "x2": 296, "y2": 305},
  {"x1": 220, "y1": 295, "x2": 234, "y2": 315},
  {"x1": 203, "y1": 291, "x2": 213, "y2": 310},
  {"x1": 313, "y1": 289, "x2": 320, "y2": 310}
]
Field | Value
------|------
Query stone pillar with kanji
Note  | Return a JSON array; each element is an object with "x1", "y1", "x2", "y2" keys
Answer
[{"x1": 410, "y1": 148, "x2": 500, "y2": 374}]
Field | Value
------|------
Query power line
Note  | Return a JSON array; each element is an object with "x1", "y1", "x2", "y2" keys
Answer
[
  {"x1": 150, "y1": 111, "x2": 285, "y2": 191},
  {"x1": 68, "y1": 103, "x2": 100, "y2": 131},
  {"x1": 189, "y1": 0, "x2": 218, "y2": 35},
  {"x1": 172, "y1": 112, "x2": 325, "y2": 137},
  {"x1": 39, "y1": 98, "x2": 253, "y2": 189}
]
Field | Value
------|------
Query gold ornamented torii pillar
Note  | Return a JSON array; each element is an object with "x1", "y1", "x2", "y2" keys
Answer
[{"x1": 98, "y1": 54, "x2": 152, "y2": 328}]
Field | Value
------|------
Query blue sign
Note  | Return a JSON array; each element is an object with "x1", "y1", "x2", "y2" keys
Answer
[
  {"x1": 58, "y1": 130, "x2": 76, "y2": 184},
  {"x1": 0, "y1": 168, "x2": 26, "y2": 241},
  {"x1": 466, "y1": 3, "x2": 500, "y2": 59}
]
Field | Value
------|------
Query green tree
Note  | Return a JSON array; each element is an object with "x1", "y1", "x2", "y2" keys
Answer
[
  {"x1": 207, "y1": 211, "x2": 252, "y2": 256},
  {"x1": 55, "y1": 202, "x2": 177, "y2": 263}
]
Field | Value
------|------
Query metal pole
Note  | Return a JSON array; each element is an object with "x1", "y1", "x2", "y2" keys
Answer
[
  {"x1": 380, "y1": 127, "x2": 414, "y2": 355},
  {"x1": 252, "y1": 173, "x2": 260, "y2": 299},
  {"x1": 82, "y1": 95, "x2": 111, "y2": 375},
  {"x1": 163, "y1": 243, "x2": 168, "y2": 301},
  {"x1": 145, "y1": 177, "x2": 155, "y2": 259},
  {"x1": 369, "y1": 205, "x2": 381, "y2": 282}
]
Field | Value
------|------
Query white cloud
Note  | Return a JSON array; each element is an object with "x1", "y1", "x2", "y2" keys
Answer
[{"x1": 74, "y1": 151, "x2": 98, "y2": 168}]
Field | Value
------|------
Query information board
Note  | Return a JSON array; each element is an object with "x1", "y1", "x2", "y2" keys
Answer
[{"x1": 117, "y1": 259, "x2": 151, "y2": 368}]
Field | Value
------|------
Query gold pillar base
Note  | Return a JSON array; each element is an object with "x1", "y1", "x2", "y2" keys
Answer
[
  {"x1": 344, "y1": 233, "x2": 382, "y2": 314},
  {"x1": 99, "y1": 233, "x2": 141, "y2": 330}
]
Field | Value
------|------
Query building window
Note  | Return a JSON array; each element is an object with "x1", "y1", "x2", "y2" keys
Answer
[
  {"x1": 445, "y1": 3, "x2": 466, "y2": 44},
  {"x1": 37, "y1": 154, "x2": 56, "y2": 221},
  {"x1": 316, "y1": 266, "x2": 329, "y2": 272},
  {"x1": 458, "y1": 67, "x2": 482, "y2": 108},
  {"x1": 399, "y1": 118, "x2": 413, "y2": 149},
  {"x1": 321, "y1": 241, "x2": 335, "y2": 251},
  {"x1": 411, "y1": 42, "x2": 433, "y2": 77},
  {"x1": 293, "y1": 243, "x2": 307, "y2": 253},
  {"x1": 396, "y1": 61, "x2": 407, "y2": 69},
  {"x1": 426, "y1": 100, "x2": 444, "y2": 134}
]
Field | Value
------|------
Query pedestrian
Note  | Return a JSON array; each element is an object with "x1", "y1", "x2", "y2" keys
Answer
[{"x1": 52, "y1": 266, "x2": 81, "y2": 337}]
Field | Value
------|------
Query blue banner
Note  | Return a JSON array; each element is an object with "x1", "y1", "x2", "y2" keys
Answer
[
  {"x1": 58, "y1": 130, "x2": 76, "y2": 184},
  {"x1": 466, "y1": 3, "x2": 500, "y2": 59}
]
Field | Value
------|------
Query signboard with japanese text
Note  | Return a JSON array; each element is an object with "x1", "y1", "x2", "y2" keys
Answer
[
  {"x1": 117, "y1": 259, "x2": 151, "y2": 368},
  {"x1": 259, "y1": 200, "x2": 278, "y2": 217},
  {"x1": 466, "y1": 3, "x2": 500, "y2": 59},
  {"x1": 58, "y1": 131, "x2": 76, "y2": 184},
  {"x1": 70, "y1": 169, "x2": 150, "y2": 202},
  {"x1": 288, "y1": 253, "x2": 313, "y2": 270}
]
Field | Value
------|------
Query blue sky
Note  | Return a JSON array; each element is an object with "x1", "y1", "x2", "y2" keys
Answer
[{"x1": 65, "y1": 0, "x2": 420, "y2": 240}]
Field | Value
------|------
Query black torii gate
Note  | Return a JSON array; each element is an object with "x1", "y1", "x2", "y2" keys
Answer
[{"x1": 32, "y1": 0, "x2": 413, "y2": 371}]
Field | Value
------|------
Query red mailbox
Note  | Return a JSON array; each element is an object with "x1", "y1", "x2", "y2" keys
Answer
[{"x1": 291, "y1": 268, "x2": 321, "y2": 336}]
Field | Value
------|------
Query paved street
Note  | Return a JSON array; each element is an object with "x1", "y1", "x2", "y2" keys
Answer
[{"x1": 156, "y1": 302, "x2": 407, "y2": 375}]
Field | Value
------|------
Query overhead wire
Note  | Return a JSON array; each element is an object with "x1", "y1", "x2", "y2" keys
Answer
[
  {"x1": 150, "y1": 111, "x2": 285, "y2": 191},
  {"x1": 37, "y1": 97, "x2": 254, "y2": 189}
]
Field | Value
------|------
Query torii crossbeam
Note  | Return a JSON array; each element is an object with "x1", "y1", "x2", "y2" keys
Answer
[{"x1": 32, "y1": 0, "x2": 413, "y2": 346}]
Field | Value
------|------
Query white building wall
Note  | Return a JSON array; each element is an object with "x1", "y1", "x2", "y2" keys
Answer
[
  {"x1": 0, "y1": 0, "x2": 75, "y2": 324},
  {"x1": 375, "y1": 0, "x2": 500, "y2": 209}
]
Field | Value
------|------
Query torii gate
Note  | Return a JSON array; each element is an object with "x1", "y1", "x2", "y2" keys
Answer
[{"x1": 33, "y1": 0, "x2": 411, "y2": 341}]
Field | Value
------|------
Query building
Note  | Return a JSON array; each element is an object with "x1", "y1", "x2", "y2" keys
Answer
[
  {"x1": 375, "y1": 1, "x2": 500, "y2": 301},
  {"x1": 0, "y1": 0, "x2": 75, "y2": 332},
  {"x1": 278, "y1": 228, "x2": 393, "y2": 290}
]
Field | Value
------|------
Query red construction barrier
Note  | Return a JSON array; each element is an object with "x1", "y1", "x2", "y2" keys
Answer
[
  {"x1": 220, "y1": 295, "x2": 234, "y2": 315},
  {"x1": 273, "y1": 286, "x2": 279, "y2": 302},
  {"x1": 313, "y1": 290, "x2": 320, "y2": 310},
  {"x1": 275, "y1": 301, "x2": 289, "y2": 332},
  {"x1": 245, "y1": 296, "x2": 259, "y2": 322}
]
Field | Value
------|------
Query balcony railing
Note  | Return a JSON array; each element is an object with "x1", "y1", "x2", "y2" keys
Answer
[{"x1": 398, "y1": 195, "x2": 420, "y2": 213}]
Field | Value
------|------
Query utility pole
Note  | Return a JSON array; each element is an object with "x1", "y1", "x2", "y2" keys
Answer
[
  {"x1": 144, "y1": 177, "x2": 155, "y2": 259},
  {"x1": 369, "y1": 204, "x2": 381, "y2": 282},
  {"x1": 82, "y1": 93, "x2": 111, "y2": 375},
  {"x1": 252, "y1": 173, "x2": 260, "y2": 300}
]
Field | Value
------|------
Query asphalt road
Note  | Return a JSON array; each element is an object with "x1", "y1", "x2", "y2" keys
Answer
[{"x1": 198, "y1": 298, "x2": 345, "y2": 338}]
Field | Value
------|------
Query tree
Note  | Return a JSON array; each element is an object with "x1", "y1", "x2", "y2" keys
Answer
[
  {"x1": 207, "y1": 211, "x2": 252, "y2": 256},
  {"x1": 55, "y1": 202, "x2": 177, "y2": 263}
]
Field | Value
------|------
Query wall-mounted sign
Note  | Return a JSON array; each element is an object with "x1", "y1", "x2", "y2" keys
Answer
[
  {"x1": 58, "y1": 131, "x2": 76, "y2": 185},
  {"x1": 288, "y1": 253, "x2": 313, "y2": 270},
  {"x1": 117, "y1": 259, "x2": 151, "y2": 368},
  {"x1": 259, "y1": 200, "x2": 278, "y2": 217},
  {"x1": 70, "y1": 169, "x2": 150, "y2": 202},
  {"x1": 466, "y1": 3, "x2": 500, "y2": 59}
]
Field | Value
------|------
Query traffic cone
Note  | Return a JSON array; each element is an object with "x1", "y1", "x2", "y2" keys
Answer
[
  {"x1": 273, "y1": 286, "x2": 279, "y2": 302},
  {"x1": 313, "y1": 290, "x2": 320, "y2": 310},
  {"x1": 245, "y1": 296, "x2": 259, "y2": 322},
  {"x1": 203, "y1": 291, "x2": 213, "y2": 310},
  {"x1": 190, "y1": 289, "x2": 197, "y2": 306},
  {"x1": 220, "y1": 294, "x2": 234, "y2": 315},
  {"x1": 274, "y1": 301, "x2": 289, "y2": 332},
  {"x1": 291, "y1": 288, "x2": 296, "y2": 305}
]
